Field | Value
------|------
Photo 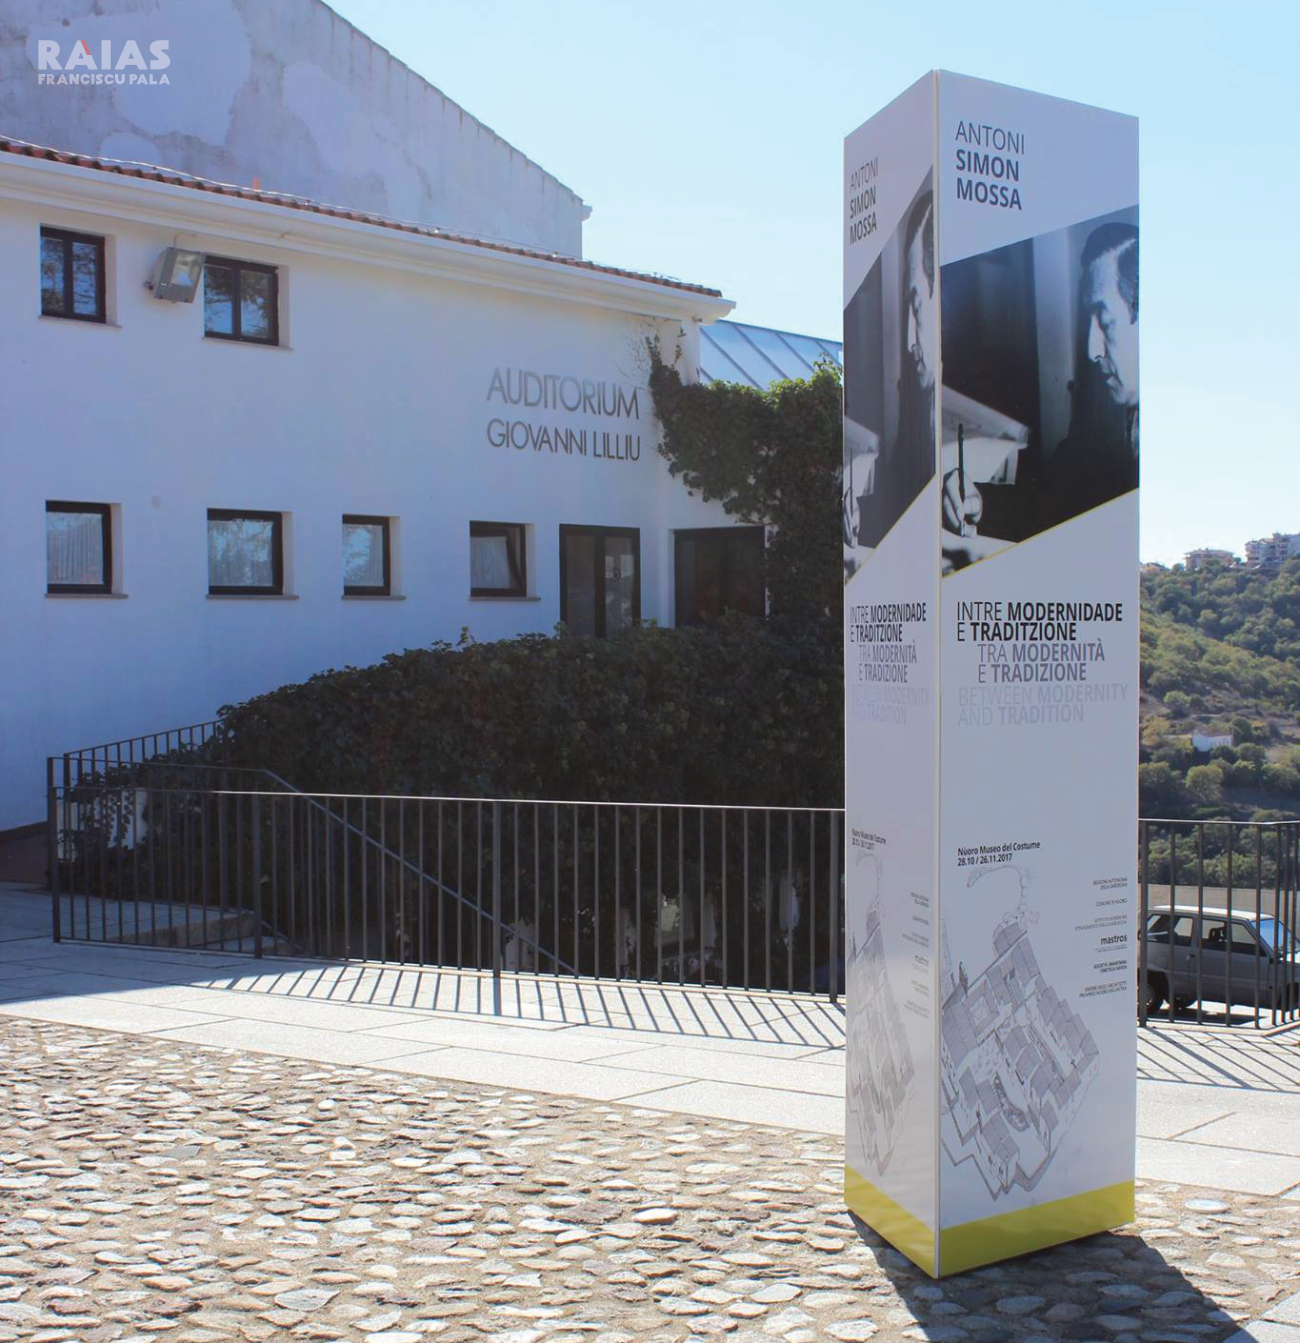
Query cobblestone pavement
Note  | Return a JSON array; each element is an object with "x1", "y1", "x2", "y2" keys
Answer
[{"x1": 1, "y1": 1022, "x2": 1297, "y2": 1343}]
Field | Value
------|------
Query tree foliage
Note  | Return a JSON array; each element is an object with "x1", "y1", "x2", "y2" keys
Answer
[
  {"x1": 1143, "y1": 558, "x2": 1300, "y2": 663},
  {"x1": 1141, "y1": 607, "x2": 1300, "y2": 709},
  {"x1": 1140, "y1": 563, "x2": 1300, "y2": 819}
]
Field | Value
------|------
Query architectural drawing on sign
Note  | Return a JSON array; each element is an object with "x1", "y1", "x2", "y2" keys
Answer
[
  {"x1": 940, "y1": 867, "x2": 1099, "y2": 1198},
  {"x1": 846, "y1": 851, "x2": 915, "y2": 1175}
]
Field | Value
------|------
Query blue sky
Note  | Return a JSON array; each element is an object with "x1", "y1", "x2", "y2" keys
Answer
[{"x1": 330, "y1": 0, "x2": 1298, "y2": 566}]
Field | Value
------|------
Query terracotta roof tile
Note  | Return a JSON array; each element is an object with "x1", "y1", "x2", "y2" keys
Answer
[{"x1": 0, "y1": 135, "x2": 723, "y2": 299}]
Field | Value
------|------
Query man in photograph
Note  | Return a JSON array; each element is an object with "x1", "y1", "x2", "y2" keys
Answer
[
  {"x1": 942, "y1": 219, "x2": 1139, "y2": 565},
  {"x1": 857, "y1": 187, "x2": 937, "y2": 550},
  {"x1": 1057, "y1": 220, "x2": 1140, "y2": 508}
]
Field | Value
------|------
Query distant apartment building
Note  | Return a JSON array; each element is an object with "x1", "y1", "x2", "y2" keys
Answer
[
  {"x1": 1184, "y1": 548, "x2": 1237, "y2": 571},
  {"x1": 1245, "y1": 533, "x2": 1300, "y2": 572}
]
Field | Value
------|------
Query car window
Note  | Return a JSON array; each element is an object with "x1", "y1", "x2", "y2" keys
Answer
[
  {"x1": 1255, "y1": 918, "x2": 1297, "y2": 954},
  {"x1": 1147, "y1": 914, "x2": 1195, "y2": 946},
  {"x1": 1200, "y1": 918, "x2": 1227, "y2": 949},
  {"x1": 1230, "y1": 921, "x2": 1260, "y2": 950}
]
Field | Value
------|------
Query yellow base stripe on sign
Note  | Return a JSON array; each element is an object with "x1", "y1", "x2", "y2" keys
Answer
[
  {"x1": 845, "y1": 1170, "x2": 1134, "y2": 1278},
  {"x1": 843, "y1": 1165, "x2": 935, "y2": 1277},
  {"x1": 937, "y1": 1180, "x2": 1134, "y2": 1276}
]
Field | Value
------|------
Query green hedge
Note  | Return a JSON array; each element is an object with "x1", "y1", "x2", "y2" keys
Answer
[{"x1": 216, "y1": 616, "x2": 842, "y2": 809}]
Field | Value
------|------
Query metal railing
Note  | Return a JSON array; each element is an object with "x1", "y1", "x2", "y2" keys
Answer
[
  {"x1": 43, "y1": 728, "x2": 1299, "y2": 1025},
  {"x1": 1139, "y1": 818, "x2": 1299, "y2": 1029},
  {"x1": 49, "y1": 774, "x2": 845, "y2": 999},
  {"x1": 46, "y1": 722, "x2": 221, "y2": 896},
  {"x1": 50, "y1": 721, "x2": 222, "y2": 788}
]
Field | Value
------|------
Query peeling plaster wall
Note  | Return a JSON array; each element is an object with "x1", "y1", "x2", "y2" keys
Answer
[{"x1": 0, "y1": 0, "x2": 586, "y2": 255}]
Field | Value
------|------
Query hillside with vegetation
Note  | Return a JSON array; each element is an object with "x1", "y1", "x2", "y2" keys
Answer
[{"x1": 1140, "y1": 559, "x2": 1300, "y2": 819}]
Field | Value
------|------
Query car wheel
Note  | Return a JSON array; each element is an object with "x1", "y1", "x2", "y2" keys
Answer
[{"x1": 1139, "y1": 974, "x2": 1166, "y2": 1019}]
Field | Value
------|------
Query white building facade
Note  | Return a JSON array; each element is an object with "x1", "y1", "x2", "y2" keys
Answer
[
  {"x1": 1244, "y1": 533, "x2": 1300, "y2": 572},
  {"x1": 0, "y1": 9, "x2": 742, "y2": 831}
]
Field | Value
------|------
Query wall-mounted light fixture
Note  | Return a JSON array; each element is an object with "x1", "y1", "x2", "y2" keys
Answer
[{"x1": 147, "y1": 246, "x2": 206, "y2": 302}]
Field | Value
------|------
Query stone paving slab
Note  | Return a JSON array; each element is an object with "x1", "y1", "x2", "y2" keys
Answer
[
  {"x1": 366, "y1": 1017, "x2": 672, "y2": 1062},
  {"x1": 0, "y1": 992, "x2": 232, "y2": 1034},
  {"x1": 627, "y1": 1079, "x2": 845, "y2": 1135},
  {"x1": 1, "y1": 1018, "x2": 1298, "y2": 1343},
  {"x1": 367, "y1": 1008, "x2": 574, "y2": 1033},
  {"x1": 0, "y1": 895, "x2": 53, "y2": 938},
  {"x1": 1137, "y1": 1138, "x2": 1300, "y2": 1197},
  {"x1": 1137, "y1": 1098, "x2": 1236, "y2": 1140},
  {"x1": 26, "y1": 943, "x2": 252, "y2": 969},
  {"x1": 154, "y1": 1018, "x2": 453, "y2": 1067},
  {"x1": 0, "y1": 936, "x2": 60, "y2": 961},
  {"x1": 1141, "y1": 1032, "x2": 1300, "y2": 1090},
  {"x1": 568, "y1": 1023, "x2": 838, "y2": 1060},
  {"x1": 142, "y1": 987, "x2": 436, "y2": 1033},
  {"x1": 1228, "y1": 1323, "x2": 1300, "y2": 1343},
  {"x1": 0, "y1": 970, "x2": 207, "y2": 1010},
  {"x1": 1139, "y1": 1080, "x2": 1300, "y2": 1115},
  {"x1": 1265, "y1": 1293, "x2": 1300, "y2": 1323},
  {"x1": 0, "y1": 978, "x2": 58, "y2": 1003},
  {"x1": 18, "y1": 950, "x2": 251, "y2": 984},
  {"x1": 1179, "y1": 1115, "x2": 1300, "y2": 1161},
  {"x1": 0, "y1": 959, "x2": 62, "y2": 982},
  {"x1": 596, "y1": 1044, "x2": 847, "y2": 1097},
  {"x1": 375, "y1": 1044, "x2": 700, "y2": 1102}
]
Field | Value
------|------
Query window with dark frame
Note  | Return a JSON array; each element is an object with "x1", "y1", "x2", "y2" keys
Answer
[
  {"x1": 40, "y1": 227, "x2": 106, "y2": 323},
  {"x1": 470, "y1": 521, "x2": 527, "y2": 598},
  {"x1": 203, "y1": 256, "x2": 279, "y2": 345},
  {"x1": 46, "y1": 501, "x2": 112, "y2": 594},
  {"x1": 343, "y1": 515, "x2": 392, "y2": 596},
  {"x1": 207, "y1": 509, "x2": 283, "y2": 595},
  {"x1": 674, "y1": 527, "x2": 765, "y2": 628},
  {"x1": 559, "y1": 525, "x2": 640, "y2": 637}
]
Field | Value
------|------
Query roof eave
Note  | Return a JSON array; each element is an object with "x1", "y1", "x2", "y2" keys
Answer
[{"x1": 0, "y1": 149, "x2": 733, "y2": 323}]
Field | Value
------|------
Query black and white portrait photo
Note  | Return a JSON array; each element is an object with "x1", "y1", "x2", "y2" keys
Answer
[
  {"x1": 938, "y1": 206, "x2": 1139, "y2": 572},
  {"x1": 843, "y1": 173, "x2": 937, "y2": 581}
]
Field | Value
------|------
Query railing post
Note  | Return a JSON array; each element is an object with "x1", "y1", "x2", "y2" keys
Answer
[
  {"x1": 252, "y1": 793, "x2": 263, "y2": 959},
  {"x1": 1138, "y1": 820, "x2": 1148, "y2": 1028},
  {"x1": 829, "y1": 810, "x2": 840, "y2": 1004},
  {"x1": 48, "y1": 758, "x2": 61, "y2": 942},
  {"x1": 492, "y1": 800, "x2": 502, "y2": 1015}
]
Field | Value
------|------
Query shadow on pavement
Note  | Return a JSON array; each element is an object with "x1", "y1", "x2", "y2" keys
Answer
[{"x1": 853, "y1": 1210, "x2": 1262, "y2": 1341}]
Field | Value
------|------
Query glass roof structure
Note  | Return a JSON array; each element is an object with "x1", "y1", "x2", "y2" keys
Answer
[{"x1": 699, "y1": 320, "x2": 842, "y2": 390}]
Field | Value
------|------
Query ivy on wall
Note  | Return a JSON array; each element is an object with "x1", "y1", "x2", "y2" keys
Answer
[{"x1": 647, "y1": 343, "x2": 843, "y2": 635}]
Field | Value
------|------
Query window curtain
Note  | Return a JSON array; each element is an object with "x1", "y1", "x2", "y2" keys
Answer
[
  {"x1": 472, "y1": 534, "x2": 514, "y2": 590},
  {"x1": 47, "y1": 511, "x2": 104, "y2": 585}
]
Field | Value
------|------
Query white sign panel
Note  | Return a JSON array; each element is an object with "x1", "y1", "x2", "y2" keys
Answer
[{"x1": 843, "y1": 71, "x2": 1138, "y2": 1277}]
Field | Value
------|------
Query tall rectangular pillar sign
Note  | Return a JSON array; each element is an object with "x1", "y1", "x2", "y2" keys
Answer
[{"x1": 842, "y1": 71, "x2": 1139, "y2": 1277}]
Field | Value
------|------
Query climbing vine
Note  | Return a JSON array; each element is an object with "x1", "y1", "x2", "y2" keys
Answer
[{"x1": 647, "y1": 342, "x2": 842, "y2": 635}]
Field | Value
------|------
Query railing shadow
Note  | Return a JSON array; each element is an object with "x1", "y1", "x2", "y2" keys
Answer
[{"x1": 1138, "y1": 1021, "x2": 1300, "y2": 1092}]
